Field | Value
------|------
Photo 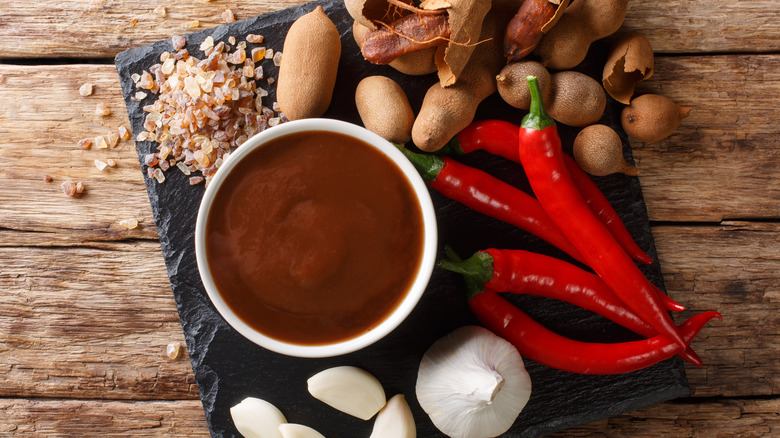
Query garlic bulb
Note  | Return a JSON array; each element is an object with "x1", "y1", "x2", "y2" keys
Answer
[
  {"x1": 370, "y1": 394, "x2": 416, "y2": 438},
  {"x1": 416, "y1": 326, "x2": 532, "y2": 438},
  {"x1": 307, "y1": 366, "x2": 386, "y2": 420},
  {"x1": 230, "y1": 397, "x2": 287, "y2": 438}
]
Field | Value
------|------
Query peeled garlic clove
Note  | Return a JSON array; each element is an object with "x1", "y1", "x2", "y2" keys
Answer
[
  {"x1": 230, "y1": 397, "x2": 287, "y2": 438},
  {"x1": 370, "y1": 394, "x2": 416, "y2": 438},
  {"x1": 307, "y1": 366, "x2": 386, "y2": 420},
  {"x1": 416, "y1": 326, "x2": 532, "y2": 438},
  {"x1": 278, "y1": 423, "x2": 326, "y2": 438}
]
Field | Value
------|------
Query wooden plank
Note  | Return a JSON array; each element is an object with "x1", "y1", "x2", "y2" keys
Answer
[
  {"x1": 0, "y1": 399, "x2": 208, "y2": 437},
  {"x1": 550, "y1": 398, "x2": 780, "y2": 437},
  {"x1": 653, "y1": 221, "x2": 780, "y2": 398},
  {"x1": 0, "y1": 241, "x2": 199, "y2": 400},
  {"x1": 630, "y1": 54, "x2": 780, "y2": 222},
  {"x1": 0, "y1": 64, "x2": 157, "y2": 241},
  {"x1": 1, "y1": 397, "x2": 777, "y2": 437},
  {"x1": 1, "y1": 224, "x2": 776, "y2": 400},
  {"x1": 1, "y1": 54, "x2": 778, "y2": 245},
  {"x1": 0, "y1": 0, "x2": 777, "y2": 58},
  {"x1": 624, "y1": 0, "x2": 780, "y2": 54}
]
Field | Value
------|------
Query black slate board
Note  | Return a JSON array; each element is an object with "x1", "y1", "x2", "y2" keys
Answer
[{"x1": 115, "y1": 1, "x2": 689, "y2": 436}]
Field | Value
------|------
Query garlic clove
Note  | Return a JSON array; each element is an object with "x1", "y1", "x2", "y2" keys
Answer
[
  {"x1": 230, "y1": 397, "x2": 287, "y2": 438},
  {"x1": 307, "y1": 366, "x2": 386, "y2": 420},
  {"x1": 416, "y1": 326, "x2": 532, "y2": 438},
  {"x1": 369, "y1": 394, "x2": 416, "y2": 438},
  {"x1": 278, "y1": 423, "x2": 326, "y2": 438}
]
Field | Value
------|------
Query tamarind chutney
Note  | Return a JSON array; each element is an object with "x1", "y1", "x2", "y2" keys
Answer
[{"x1": 205, "y1": 130, "x2": 425, "y2": 346}]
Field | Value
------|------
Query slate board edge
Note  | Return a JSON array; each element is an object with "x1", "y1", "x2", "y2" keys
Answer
[{"x1": 113, "y1": 0, "x2": 690, "y2": 436}]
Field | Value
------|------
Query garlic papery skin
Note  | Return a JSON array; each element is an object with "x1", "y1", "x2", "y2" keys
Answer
[
  {"x1": 278, "y1": 423, "x2": 326, "y2": 438},
  {"x1": 230, "y1": 397, "x2": 287, "y2": 438},
  {"x1": 307, "y1": 366, "x2": 387, "y2": 420},
  {"x1": 416, "y1": 325, "x2": 532, "y2": 438},
  {"x1": 369, "y1": 394, "x2": 416, "y2": 438}
]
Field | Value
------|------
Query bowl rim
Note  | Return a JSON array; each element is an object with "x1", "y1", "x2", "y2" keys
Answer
[{"x1": 194, "y1": 118, "x2": 438, "y2": 358}]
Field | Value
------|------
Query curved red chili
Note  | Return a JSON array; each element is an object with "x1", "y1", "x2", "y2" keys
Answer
[
  {"x1": 469, "y1": 288, "x2": 720, "y2": 374},
  {"x1": 439, "y1": 248, "x2": 701, "y2": 365},
  {"x1": 447, "y1": 119, "x2": 653, "y2": 265},
  {"x1": 517, "y1": 76, "x2": 686, "y2": 348},
  {"x1": 396, "y1": 146, "x2": 586, "y2": 264}
]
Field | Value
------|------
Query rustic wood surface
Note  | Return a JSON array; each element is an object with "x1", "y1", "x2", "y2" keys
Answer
[{"x1": 1, "y1": 0, "x2": 777, "y2": 436}]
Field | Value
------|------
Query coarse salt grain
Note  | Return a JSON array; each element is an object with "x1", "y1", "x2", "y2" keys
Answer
[
  {"x1": 77, "y1": 138, "x2": 92, "y2": 149},
  {"x1": 95, "y1": 159, "x2": 108, "y2": 171},
  {"x1": 222, "y1": 9, "x2": 236, "y2": 23},
  {"x1": 130, "y1": 18, "x2": 138, "y2": 27},
  {"x1": 166, "y1": 342, "x2": 183, "y2": 360},
  {"x1": 153, "y1": 5, "x2": 166, "y2": 17},
  {"x1": 118, "y1": 125, "x2": 131, "y2": 140},
  {"x1": 95, "y1": 136, "x2": 109, "y2": 149},
  {"x1": 119, "y1": 218, "x2": 138, "y2": 229},
  {"x1": 183, "y1": 20, "x2": 200, "y2": 29},
  {"x1": 264, "y1": 48, "x2": 274, "y2": 59},
  {"x1": 134, "y1": 91, "x2": 148, "y2": 101},
  {"x1": 228, "y1": 36, "x2": 237, "y2": 46},
  {"x1": 107, "y1": 159, "x2": 117, "y2": 167},
  {"x1": 79, "y1": 83, "x2": 94, "y2": 96},
  {"x1": 246, "y1": 34, "x2": 263, "y2": 43},
  {"x1": 95, "y1": 103, "x2": 110, "y2": 116},
  {"x1": 273, "y1": 51, "x2": 283, "y2": 67},
  {"x1": 172, "y1": 35, "x2": 186, "y2": 51},
  {"x1": 199, "y1": 36, "x2": 214, "y2": 52}
]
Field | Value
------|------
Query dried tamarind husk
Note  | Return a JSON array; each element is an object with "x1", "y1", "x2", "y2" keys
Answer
[
  {"x1": 602, "y1": 32, "x2": 655, "y2": 104},
  {"x1": 540, "y1": 0, "x2": 570, "y2": 32},
  {"x1": 353, "y1": 20, "x2": 439, "y2": 75},
  {"x1": 431, "y1": 0, "x2": 492, "y2": 87},
  {"x1": 361, "y1": 13, "x2": 451, "y2": 64}
]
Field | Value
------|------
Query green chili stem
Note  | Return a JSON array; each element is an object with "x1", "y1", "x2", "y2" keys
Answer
[
  {"x1": 521, "y1": 75, "x2": 556, "y2": 131},
  {"x1": 437, "y1": 251, "x2": 495, "y2": 299},
  {"x1": 394, "y1": 144, "x2": 445, "y2": 182}
]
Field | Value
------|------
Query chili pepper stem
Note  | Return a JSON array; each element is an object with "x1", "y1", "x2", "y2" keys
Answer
[
  {"x1": 394, "y1": 144, "x2": 444, "y2": 182},
  {"x1": 437, "y1": 251, "x2": 494, "y2": 299},
  {"x1": 522, "y1": 76, "x2": 555, "y2": 131}
]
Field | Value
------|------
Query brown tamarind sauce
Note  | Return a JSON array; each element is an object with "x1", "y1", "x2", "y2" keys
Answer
[{"x1": 205, "y1": 130, "x2": 424, "y2": 345}]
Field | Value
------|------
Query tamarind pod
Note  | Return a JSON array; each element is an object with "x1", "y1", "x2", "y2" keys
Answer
[
  {"x1": 362, "y1": 13, "x2": 450, "y2": 64},
  {"x1": 504, "y1": 0, "x2": 556, "y2": 62}
]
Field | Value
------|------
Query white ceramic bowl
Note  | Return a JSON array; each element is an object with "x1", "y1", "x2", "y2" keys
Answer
[{"x1": 195, "y1": 119, "x2": 437, "y2": 358}]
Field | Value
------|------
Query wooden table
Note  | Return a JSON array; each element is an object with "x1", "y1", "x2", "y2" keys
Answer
[{"x1": 1, "y1": 0, "x2": 777, "y2": 436}]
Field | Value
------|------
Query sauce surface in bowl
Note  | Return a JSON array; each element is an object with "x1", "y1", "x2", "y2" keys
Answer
[{"x1": 205, "y1": 130, "x2": 425, "y2": 345}]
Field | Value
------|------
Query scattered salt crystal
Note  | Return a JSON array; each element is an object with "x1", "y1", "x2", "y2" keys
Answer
[
  {"x1": 161, "y1": 57, "x2": 175, "y2": 75},
  {"x1": 118, "y1": 125, "x2": 131, "y2": 140},
  {"x1": 95, "y1": 136, "x2": 108, "y2": 149},
  {"x1": 172, "y1": 35, "x2": 186, "y2": 51},
  {"x1": 222, "y1": 9, "x2": 236, "y2": 23},
  {"x1": 79, "y1": 83, "x2": 94, "y2": 96},
  {"x1": 119, "y1": 218, "x2": 138, "y2": 229},
  {"x1": 130, "y1": 18, "x2": 138, "y2": 27},
  {"x1": 107, "y1": 132, "x2": 120, "y2": 148},
  {"x1": 264, "y1": 48, "x2": 274, "y2": 59},
  {"x1": 246, "y1": 34, "x2": 263, "y2": 43},
  {"x1": 228, "y1": 36, "x2": 236, "y2": 46},
  {"x1": 107, "y1": 159, "x2": 117, "y2": 167},
  {"x1": 75, "y1": 182, "x2": 85, "y2": 194},
  {"x1": 134, "y1": 91, "x2": 147, "y2": 101},
  {"x1": 95, "y1": 159, "x2": 108, "y2": 171},
  {"x1": 61, "y1": 181, "x2": 79, "y2": 197},
  {"x1": 272, "y1": 101, "x2": 280, "y2": 111},
  {"x1": 153, "y1": 168, "x2": 166, "y2": 183},
  {"x1": 176, "y1": 162, "x2": 191, "y2": 175},
  {"x1": 199, "y1": 36, "x2": 214, "y2": 52},
  {"x1": 77, "y1": 138, "x2": 92, "y2": 149},
  {"x1": 251, "y1": 47, "x2": 266, "y2": 63},
  {"x1": 95, "y1": 103, "x2": 110, "y2": 116},
  {"x1": 253, "y1": 66, "x2": 264, "y2": 80},
  {"x1": 267, "y1": 77, "x2": 275, "y2": 85},
  {"x1": 268, "y1": 117, "x2": 281, "y2": 127},
  {"x1": 273, "y1": 51, "x2": 283, "y2": 67},
  {"x1": 153, "y1": 5, "x2": 166, "y2": 17},
  {"x1": 189, "y1": 176, "x2": 204, "y2": 185},
  {"x1": 183, "y1": 20, "x2": 200, "y2": 29},
  {"x1": 131, "y1": 73, "x2": 141, "y2": 83},
  {"x1": 166, "y1": 342, "x2": 183, "y2": 360}
]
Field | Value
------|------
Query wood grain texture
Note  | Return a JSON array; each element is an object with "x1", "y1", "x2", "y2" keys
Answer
[
  {"x1": 2, "y1": 54, "x2": 778, "y2": 248},
  {"x1": 0, "y1": 225, "x2": 775, "y2": 401},
  {"x1": 0, "y1": 241, "x2": 199, "y2": 400},
  {"x1": 0, "y1": 64, "x2": 157, "y2": 241},
  {"x1": 0, "y1": 399, "x2": 208, "y2": 436},
  {"x1": 629, "y1": 54, "x2": 780, "y2": 222},
  {"x1": 0, "y1": 0, "x2": 777, "y2": 58},
  {"x1": 0, "y1": 398, "x2": 777, "y2": 437}
]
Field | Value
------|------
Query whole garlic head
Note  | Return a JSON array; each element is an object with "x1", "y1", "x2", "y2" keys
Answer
[{"x1": 416, "y1": 326, "x2": 532, "y2": 438}]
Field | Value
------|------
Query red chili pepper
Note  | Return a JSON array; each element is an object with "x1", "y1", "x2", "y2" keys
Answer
[
  {"x1": 517, "y1": 76, "x2": 686, "y2": 348},
  {"x1": 396, "y1": 146, "x2": 586, "y2": 264},
  {"x1": 439, "y1": 248, "x2": 701, "y2": 365},
  {"x1": 469, "y1": 288, "x2": 720, "y2": 374},
  {"x1": 446, "y1": 119, "x2": 653, "y2": 265}
]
